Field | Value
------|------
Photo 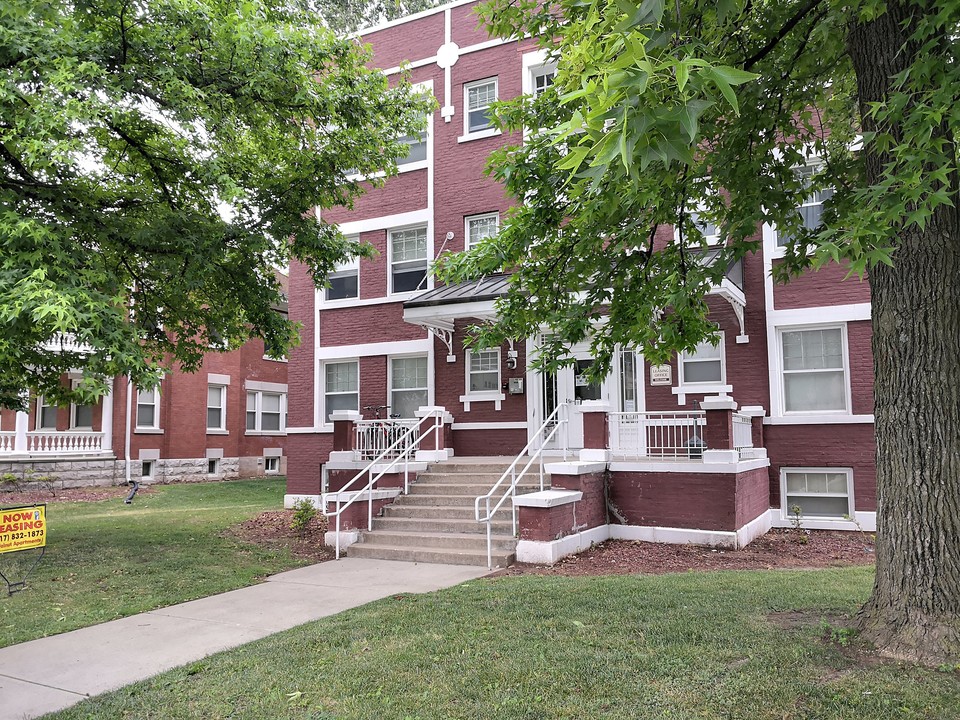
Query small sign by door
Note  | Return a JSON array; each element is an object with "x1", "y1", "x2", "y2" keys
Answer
[{"x1": 650, "y1": 364, "x2": 672, "y2": 386}]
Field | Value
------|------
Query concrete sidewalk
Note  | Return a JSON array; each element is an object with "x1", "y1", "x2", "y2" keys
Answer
[{"x1": 0, "y1": 558, "x2": 488, "y2": 720}]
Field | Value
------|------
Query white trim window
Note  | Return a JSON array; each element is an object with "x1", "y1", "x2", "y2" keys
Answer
[
  {"x1": 397, "y1": 128, "x2": 427, "y2": 168},
  {"x1": 325, "y1": 243, "x2": 360, "y2": 301},
  {"x1": 679, "y1": 337, "x2": 725, "y2": 385},
  {"x1": 782, "y1": 468, "x2": 853, "y2": 519},
  {"x1": 69, "y1": 380, "x2": 94, "y2": 429},
  {"x1": 136, "y1": 388, "x2": 160, "y2": 429},
  {"x1": 466, "y1": 212, "x2": 499, "y2": 250},
  {"x1": 469, "y1": 349, "x2": 500, "y2": 393},
  {"x1": 264, "y1": 456, "x2": 280, "y2": 474},
  {"x1": 390, "y1": 355, "x2": 428, "y2": 418},
  {"x1": 464, "y1": 77, "x2": 497, "y2": 135},
  {"x1": 324, "y1": 360, "x2": 359, "y2": 422},
  {"x1": 36, "y1": 395, "x2": 57, "y2": 430},
  {"x1": 246, "y1": 391, "x2": 286, "y2": 433},
  {"x1": 389, "y1": 226, "x2": 428, "y2": 294},
  {"x1": 777, "y1": 164, "x2": 835, "y2": 247},
  {"x1": 531, "y1": 64, "x2": 557, "y2": 96},
  {"x1": 780, "y1": 326, "x2": 849, "y2": 413},
  {"x1": 688, "y1": 209, "x2": 721, "y2": 246},
  {"x1": 207, "y1": 385, "x2": 227, "y2": 431}
]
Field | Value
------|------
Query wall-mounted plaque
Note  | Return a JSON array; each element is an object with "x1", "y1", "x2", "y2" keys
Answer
[{"x1": 649, "y1": 364, "x2": 672, "y2": 386}]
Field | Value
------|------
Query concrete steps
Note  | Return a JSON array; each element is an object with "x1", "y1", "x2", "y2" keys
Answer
[{"x1": 348, "y1": 458, "x2": 542, "y2": 568}]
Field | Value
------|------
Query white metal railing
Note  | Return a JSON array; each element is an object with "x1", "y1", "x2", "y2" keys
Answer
[
  {"x1": 0, "y1": 432, "x2": 14, "y2": 453},
  {"x1": 325, "y1": 410, "x2": 444, "y2": 560},
  {"x1": 609, "y1": 411, "x2": 706, "y2": 459},
  {"x1": 353, "y1": 419, "x2": 419, "y2": 460},
  {"x1": 733, "y1": 412, "x2": 753, "y2": 450},
  {"x1": 25, "y1": 431, "x2": 104, "y2": 454},
  {"x1": 40, "y1": 333, "x2": 93, "y2": 354},
  {"x1": 475, "y1": 403, "x2": 570, "y2": 569}
]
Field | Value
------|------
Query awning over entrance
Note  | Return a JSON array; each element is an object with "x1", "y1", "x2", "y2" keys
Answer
[{"x1": 403, "y1": 274, "x2": 511, "y2": 356}]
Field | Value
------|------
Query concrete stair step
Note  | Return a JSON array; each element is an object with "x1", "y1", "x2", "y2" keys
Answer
[
  {"x1": 406, "y1": 482, "x2": 540, "y2": 496},
  {"x1": 360, "y1": 530, "x2": 517, "y2": 551},
  {"x1": 415, "y1": 472, "x2": 545, "y2": 484},
  {"x1": 382, "y1": 504, "x2": 513, "y2": 520},
  {"x1": 426, "y1": 463, "x2": 528, "y2": 475},
  {"x1": 372, "y1": 517, "x2": 513, "y2": 535},
  {"x1": 347, "y1": 542, "x2": 514, "y2": 568}
]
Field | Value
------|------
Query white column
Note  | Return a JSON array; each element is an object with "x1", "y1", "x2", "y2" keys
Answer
[
  {"x1": 14, "y1": 392, "x2": 29, "y2": 454},
  {"x1": 101, "y1": 378, "x2": 114, "y2": 452}
]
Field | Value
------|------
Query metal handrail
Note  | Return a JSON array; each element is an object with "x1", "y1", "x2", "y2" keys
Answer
[
  {"x1": 474, "y1": 402, "x2": 570, "y2": 569},
  {"x1": 325, "y1": 409, "x2": 444, "y2": 560}
]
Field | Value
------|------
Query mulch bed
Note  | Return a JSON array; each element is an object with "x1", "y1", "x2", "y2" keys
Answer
[
  {"x1": 0, "y1": 485, "x2": 152, "y2": 505},
  {"x1": 492, "y1": 529, "x2": 876, "y2": 577},
  {"x1": 225, "y1": 510, "x2": 333, "y2": 562}
]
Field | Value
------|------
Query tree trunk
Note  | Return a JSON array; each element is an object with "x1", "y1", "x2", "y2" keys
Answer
[{"x1": 847, "y1": 2, "x2": 960, "y2": 664}]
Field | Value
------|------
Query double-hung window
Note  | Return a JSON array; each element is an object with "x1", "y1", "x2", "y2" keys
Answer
[
  {"x1": 136, "y1": 388, "x2": 160, "y2": 430},
  {"x1": 782, "y1": 468, "x2": 853, "y2": 519},
  {"x1": 246, "y1": 391, "x2": 286, "y2": 432},
  {"x1": 777, "y1": 164, "x2": 835, "y2": 247},
  {"x1": 397, "y1": 129, "x2": 427, "y2": 167},
  {"x1": 390, "y1": 226, "x2": 428, "y2": 294},
  {"x1": 532, "y1": 65, "x2": 556, "y2": 96},
  {"x1": 36, "y1": 395, "x2": 57, "y2": 430},
  {"x1": 69, "y1": 380, "x2": 93, "y2": 429},
  {"x1": 469, "y1": 350, "x2": 500, "y2": 393},
  {"x1": 326, "y1": 244, "x2": 360, "y2": 301},
  {"x1": 464, "y1": 78, "x2": 497, "y2": 135},
  {"x1": 679, "y1": 337, "x2": 725, "y2": 385},
  {"x1": 466, "y1": 213, "x2": 499, "y2": 250},
  {"x1": 780, "y1": 326, "x2": 848, "y2": 413},
  {"x1": 390, "y1": 356, "x2": 428, "y2": 418},
  {"x1": 324, "y1": 361, "x2": 359, "y2": 422},
  {"x1": 207, "y1": 385, "x2": 226, "y2": 431}
]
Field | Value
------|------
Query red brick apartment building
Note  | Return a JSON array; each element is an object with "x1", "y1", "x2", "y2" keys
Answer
[
  {"x1": 0, "y1": 278, "x2": 290, "y2": 487},
  {"x1": 284, "y1": 0, "x2": 875, "y2": 565}
]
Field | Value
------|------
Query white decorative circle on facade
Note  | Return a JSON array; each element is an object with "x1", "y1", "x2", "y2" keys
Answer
[{"x1": 436, "y1": 41, "x2": 460, "y2": 69}]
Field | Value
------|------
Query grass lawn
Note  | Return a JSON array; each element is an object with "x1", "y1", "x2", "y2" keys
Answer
[
  {"x1": 0, "y1": 478, "x2": 309, "y2": 648},
  {"x1": 46, "y1": 567, "x2": 960, "y2": 719}
]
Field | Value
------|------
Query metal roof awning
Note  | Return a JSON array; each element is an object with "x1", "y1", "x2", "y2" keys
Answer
[{"x1": 403, "y1": 275, "x2": 511, "y2": 356}]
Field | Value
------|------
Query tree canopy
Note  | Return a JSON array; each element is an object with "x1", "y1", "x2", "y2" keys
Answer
[
  {"x1": 0, "y1": 0, "x2": 431, "y2": 408},
  {"x1": 437, "y1": 0, "x2": 960, "y2": 663},
  {"x1": 316, "y1": 0, "x2": 441, "y2": 34}
]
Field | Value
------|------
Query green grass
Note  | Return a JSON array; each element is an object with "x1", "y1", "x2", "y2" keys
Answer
[
  {"x1": 0, "y1": 479, "x2": 308, "y2": 647},
  {"x1": 46, "y1": 567, "x2": 960, "y2": 719}
]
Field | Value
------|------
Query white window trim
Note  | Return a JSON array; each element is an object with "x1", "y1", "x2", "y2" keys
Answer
[
  {"x1": 207, "y1": 458, "x2": 221, "y2": 476},
  {"x1": 68, "y1": 380, "x2": 94, "y2": 430},
  {"x1": 321, "y1": 242, "x2": 361, "y2": 305},
  {"x1": 36, "y1": 394, "x2": 57, "y2": 431},
  {"x1": 264, "y1": 456, "x2": 281, "y2": 474},
  {"x1": 459, "y1": 77, "x2": 501, "y2": 143},
  {"x1": 395, "y1": 129, "x2": 429, "y2": 173},
  {"x1": 207, "y1": 384, "x2": 227, "y2": 433},
  {"x1": 135, "y1": 387, "x2": 161, "y2": 431},
  {"x1": 321, "y1": 359, "x2": 360, "y2": 429},
  {"x1": 245, "y1": 390, "x2": 287, "y2": 435},
  {"x1": 388, "y1": 353, "x2": 431, "y2": 418},
  {"x1": 780, "y1": 467, "x2": 854, "y2": 522},
  {"x1": 465, "y1": 212, "x2": 500, "y2": 250},
  {"x1": 460, "y1": 348, "x2": 505, "y2": 411},
  {"x1": 776, "y1": 323, "x2": 851, "y2": 417},
  {"x1": 674, "y1": 202, "x2": 723, "y2": 248},
  {"x1": 387, "y1": 224, "x2": 430, "y2": 298},
  {"x1": 141, "y1": 459, "x2": 156, "y2": 481},
  {"x1": 770, "y1": 158, "x2": 831, "y2": 258},
  {"x1": 671, "y1": 333, "x2": 733, "y2": 405},
  {"x1": 678, "y1": 333, "x2": 726, "y2": 387}
]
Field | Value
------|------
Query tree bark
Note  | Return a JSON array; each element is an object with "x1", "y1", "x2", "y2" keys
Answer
[{"x1": 847, "y1": 2, "x2": 960, "y2": 664}]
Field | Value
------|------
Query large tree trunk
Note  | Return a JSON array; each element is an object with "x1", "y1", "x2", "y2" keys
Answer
[{"x1": 847, "y1": 2, "x2": 960, "y2": 664}]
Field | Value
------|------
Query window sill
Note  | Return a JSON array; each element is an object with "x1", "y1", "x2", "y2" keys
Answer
[
  {"x1": 671, "y1": 384, "x2": 732, "y2": 405},
  {"x1": 319, "y1": 295, "x2": 362, "y2": 308},
  {"x1": 460, "y1": 392, "x2": 505, "y2": 412},
  {"x1": 388, "y1": 289, "x2": 430, "y2": 301},
  {"x1": 457, "y1": 128, "x2": 501, "y2": 143},
  {"x1": 206, "y1": 429, "x2": 229, "y2": 435},
  {"x1": 263, "y1": 356, "x2": 288, "y2": 363},
  {"x1": 135, "y1": 428, "x2": 164, "y2": 434},
  {"x1": 245, "y1": 430, "x2": 286, "y2": 436}
]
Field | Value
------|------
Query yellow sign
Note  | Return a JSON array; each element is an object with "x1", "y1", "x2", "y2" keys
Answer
[{"x1": 0, "y1": 505, "x2": 47, "y2": 554}]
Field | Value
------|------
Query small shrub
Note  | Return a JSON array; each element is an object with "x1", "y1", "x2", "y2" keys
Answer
[
  {"x1": 290, "y1": 498, "x2": 318, "y2": 536},
  {"x1": 789, "y1": 505, "x2": 809, "y2": 545}
]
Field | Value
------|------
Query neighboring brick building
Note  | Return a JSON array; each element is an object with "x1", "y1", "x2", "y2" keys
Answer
[
  {"x1": 283, "y1": 0, "x2": 876, "y2": 554},
  {"x1": 0, "y1": 276, "x2": 290, "y2": 487}
]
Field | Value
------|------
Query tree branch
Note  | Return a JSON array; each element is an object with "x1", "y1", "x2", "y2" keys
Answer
[{"x1": 743, "y1": 0, "x2": 826, "y2": 70}]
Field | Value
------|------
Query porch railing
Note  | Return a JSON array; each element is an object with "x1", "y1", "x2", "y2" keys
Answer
[
  {"x1": 0, "y1": 431, "x2": 105, "y2": 455},
  {"x1": 732, "y1": 412, "x2": 753, "y2": 450},
  {"x1": 475, "y1": 403, "x2": 569, "y2": 569},
  {"x1": 353, "y1": 419, "x2": 419, "y2": 460},
  {"x1": 609, "y1": 411, "x2": 706, "y2": 459},
  {"x1": 325, "y1": 409, "x2": 444, "y2": 560}
]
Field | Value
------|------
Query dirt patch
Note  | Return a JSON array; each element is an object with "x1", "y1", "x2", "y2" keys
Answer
[
  {"x1": 0, "y1": 485, "x2": 153, "y2": 505},
  {"x1": 225, "y1": 510, "x2": 333, "y2": 562},
  {"x1": 493, "y1": 529, "x2": 876, "y2": 577}
]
